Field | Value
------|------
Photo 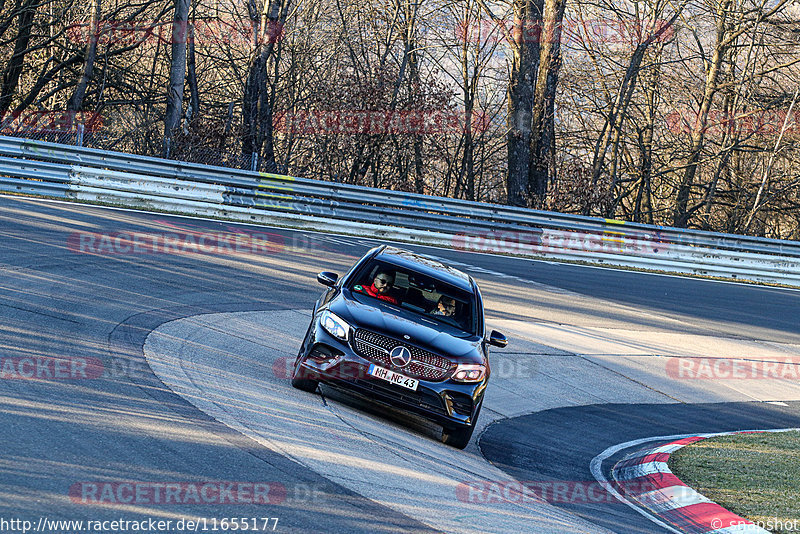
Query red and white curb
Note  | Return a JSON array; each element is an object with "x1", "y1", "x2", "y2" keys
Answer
[{"x1": 591, "y1": 429, "x2": 800, "y2": 534}]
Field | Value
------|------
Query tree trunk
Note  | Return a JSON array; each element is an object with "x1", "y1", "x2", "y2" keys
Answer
[
  {"x1": 67, "y1": 0, "x2": 101, "y2": 115},
  {"x1": 409, "y1": 40, "x2": 425, "y2": 195},
  {"x1": 162, "y1": 0, "x2": 191, "y2": 158},
  {"x1": 186, "y1": 21, "x2": 200, "y2": 120},
  {"x1": 506, "y1": 0, "x2": 543, "y2": 206},
  {"x1": 459, "y1": 22, "x2": 477, "y2": 201},
  {"x1": 413, "y1": 135, "x2": 424, "y2": 194},
  {"x1": 0, "y1": 0, "x2": 36, "y2": 117},
  {"x1": 242, "y1": 0, "x2": 289, "y2": 172},
  {"x1": 406, "y1": 1, "x2": 424, "y2": 195},
  {"x1": 634, "y1": 59, "x2": 659, "y2": 224},
  {"x1": 242, "y1": 47, "x2": 267, "y2": 163},
  {"x1": 672, "y1": 0, "x2": 730, "y2": 227},
  {"x1": 590, "y1": 43, "x2": 648, "y2": 191},
  {"x1": 589, "y1": 10, "x2": 681, "y2": 207},
  {"x1": 464, "y1": 120, "x2": 476, "y2": 200},
  {"x1": 528, "y1": 0, "x2": 565, "y2": 208}
]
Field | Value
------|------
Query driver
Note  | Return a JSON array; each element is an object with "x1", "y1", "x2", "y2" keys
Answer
[{"x1": 361, "y1": 270, "x2": 400, "y2": 305}]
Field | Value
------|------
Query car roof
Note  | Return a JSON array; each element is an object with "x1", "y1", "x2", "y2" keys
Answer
[{"x1": 374, "y1": 246, "x2": 474, "y2": 292}]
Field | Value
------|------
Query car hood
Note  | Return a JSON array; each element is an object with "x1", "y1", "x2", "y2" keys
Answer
[{"x1": 330, "y1": 294, "x2": 484, "y2": 364}]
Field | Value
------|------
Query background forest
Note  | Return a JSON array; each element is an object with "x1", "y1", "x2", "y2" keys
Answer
[{"x1": 1, "y1": 0, "x2": 800, "y2": 238}]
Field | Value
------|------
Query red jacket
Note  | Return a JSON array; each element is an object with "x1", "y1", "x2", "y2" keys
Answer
[{"x1": 362, "y1": 283, "x2": 400, "y2": 305}]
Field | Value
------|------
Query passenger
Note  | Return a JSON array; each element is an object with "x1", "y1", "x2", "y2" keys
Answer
[
  {"x1": 362, "y1": 270, "x2": 400, "y2": 305},
  {"x1": 431, "y1": 295, "x2": 456, "y2": 317}
]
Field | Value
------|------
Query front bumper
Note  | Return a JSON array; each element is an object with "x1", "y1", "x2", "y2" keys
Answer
[{"x1": 295, "y1": 323, "x2": 486, "y2": 429}]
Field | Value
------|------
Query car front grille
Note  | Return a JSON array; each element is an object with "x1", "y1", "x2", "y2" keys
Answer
[
  {"x1": 351, "y1": 378, "x2": 447, "y2": 414},
  {"x1": 352, "y1": 329, "x2": 456, "y2": 381}
]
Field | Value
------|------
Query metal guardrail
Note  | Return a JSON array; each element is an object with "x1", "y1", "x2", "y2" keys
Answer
[{"x1": 0, "y1": 135, "x2": 799, "y2": 286}]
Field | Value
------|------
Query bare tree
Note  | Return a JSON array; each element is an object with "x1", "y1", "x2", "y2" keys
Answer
[
  {"x1": 163, "y1": 0, "x2": 191, "y2": 157},
  {"x1": 503, "y1": 0, "x2": 542, "y2": 206},
  {"x1": 0, "y1": 0, "x2": 37, "y2": 116},
  {"x1": 66, "y1": 0, "x2": 100, "y2": 114},
  {"x1": 588, "y1": 0, "x2": 684, "y2": 214},
  {"x1": 672, "y1": 0, "x2": 794, "y2": 227},
  {"x1": 2, "y1": 0, "x2": 800, "y2": 238},
  {"x1": 242, "y1": 0, "x2": 291, "y2": 171},
  {"x1": 527, "y1": 0, "x2": 566, "y2": 207},
  {"x1": 481, "y1": 0, "x2": 567, "y2": 207}
]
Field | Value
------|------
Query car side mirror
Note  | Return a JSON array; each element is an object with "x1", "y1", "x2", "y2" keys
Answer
[
  {"x1": 489, "y1": 330, "x2": 508, "y2": 348},
  {"x1": 317, "y1": 271, "x2": 339, "y2": 287}
]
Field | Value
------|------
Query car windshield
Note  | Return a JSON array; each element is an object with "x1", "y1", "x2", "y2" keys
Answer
[{"x1": 348, "y1": 259, "x2": 477, "y2": 335}]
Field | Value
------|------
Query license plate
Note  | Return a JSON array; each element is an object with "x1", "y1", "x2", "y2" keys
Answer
[{"x1": 368, "y1": 364, "x2": 419, "y2": 391}]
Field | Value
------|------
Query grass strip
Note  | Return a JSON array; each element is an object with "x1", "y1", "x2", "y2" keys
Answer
[{"x1": 668, "y1": 431, "x2": 800, "y2": 533}]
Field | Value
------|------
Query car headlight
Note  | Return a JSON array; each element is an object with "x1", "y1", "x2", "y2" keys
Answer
[
  {"x1": 452, "y1": 363, "x2": 486, "y2": 383},
  {"x1": 319, "y1": 310, "x2": 350, "y2": 341}
]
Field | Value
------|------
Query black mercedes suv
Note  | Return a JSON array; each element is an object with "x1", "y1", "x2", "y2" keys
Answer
[{"x1": 292, "y1": 245, "x2": 507, "y2": 449}]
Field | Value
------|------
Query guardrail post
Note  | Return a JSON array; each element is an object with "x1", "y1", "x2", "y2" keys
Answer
[
  {"x1": 251, "y1": 152, "x2": 258, "y2": 172},
  {"x1": 76, "y1": 124, "x2": 84, "y2": 147}
]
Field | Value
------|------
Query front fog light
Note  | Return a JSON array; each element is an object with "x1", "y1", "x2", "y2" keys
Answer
[
  {"x1": 452, "y1": 364, "x2": 486, "y2": 382},
  {"x1": 320, "y1": 310, "x2": 350, "y2": 341}
]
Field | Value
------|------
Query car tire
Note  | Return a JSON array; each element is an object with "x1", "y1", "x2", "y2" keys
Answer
[
  {"x1": 291, "y1": 362, "x2": 319, "y2": 393},
  {"x1": 291, "y1": 375, "x2": 319, "y2": 392},
  {"x1": 442, "y1": 404, "x2": 481, "y2": 449},
  {"x1": 442, "y1": 423, "x2": 475, "y2": 449}
]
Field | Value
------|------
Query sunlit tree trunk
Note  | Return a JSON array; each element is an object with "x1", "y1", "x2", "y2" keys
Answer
[
  {"x1": 163, "y1": 0, "x2": 191, "y2": 157},
  {"x1": 527, "y1": 0, "x2": 565, "y2": 208},
  {"x1": 506, "y1": 0, "x2": 542, "y2": 206},
  {"x1": 242, "y1": 0, "x2": 290, "y2": 171}
]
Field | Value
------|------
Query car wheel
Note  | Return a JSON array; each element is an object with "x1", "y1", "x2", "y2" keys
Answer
[
  {"x1": 291, "y1": 375, "x2": 319, "y2": 392},
  {"x1": 442, "y1": 404, "x2": 481, "y2": 449},
  {"x1": 442, "y1": 423, "x2": 475, "y2": 449},
  {"x1": 291, "y1": 362, "x2": 319, "y2": 393}
]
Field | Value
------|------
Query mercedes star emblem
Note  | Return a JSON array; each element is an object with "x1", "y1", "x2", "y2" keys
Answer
[{"x1": 389, "y1": 346, "x2": 412, "y2": 368}]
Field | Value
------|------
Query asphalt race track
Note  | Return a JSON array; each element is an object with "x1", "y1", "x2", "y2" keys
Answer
[{"x1": 1, "y1": 194, "x2": 799, "y2": 533}]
